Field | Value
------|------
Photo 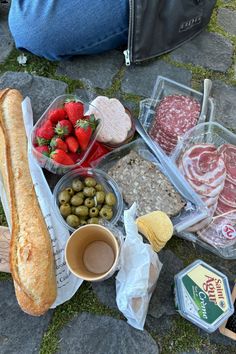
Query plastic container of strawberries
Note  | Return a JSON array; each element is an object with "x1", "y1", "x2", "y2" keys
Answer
[{"x1": 30, "y1": 94, "x2": 103, "y2": 175}]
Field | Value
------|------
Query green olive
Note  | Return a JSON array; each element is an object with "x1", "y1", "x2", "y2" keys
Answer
[
  {"x1": 65, "y1": 187, "x2": 74, "y2": 197},
  {"x1": 83, "y1": 187, "x2": 96, "y2": 197},
  {"x1": 80, "y1": 219, "x2": 87, "y2": 226},
  {"x1": 87, "y1": 217, "x2": 99, "y2": 224},
  {"x1": 66, "y1": 214, "x2": 80, "y2": 228},
  {"x1": 89, "y1": 207, "x2": 99, "y2": 217},
  {"x1": 95, "y1": 191, "x2": 105, "y2": 204},
  {"x1": 84, "y1": 198, "x2": 95, "y2": 208},
  {"x1": 72, "y1": 178, "x2": 84, "y2": 192},
  {"x1": 96, "y1": 204, "x2": 103, "y2": 211},
  {"x1": 99, "y1": 207, "x2": 113, "y2": 220},
  {"x1": 95, "y1": 183, "x2": 104, "y2": 191},
  {"x1": 84, "y1": 177, "x2": 97, "y2": 187},
  {"x1": 59, "y1": 203, "x2": 71, "y2": 218},
  {"x1": 70, "y1": 194, "x2": 84, "y2": 206},
  {"x1": 105, "y1": 192, "x2": 116, "y2": 206},
  {"x1": 58, "y1": 190, "x2": 71, "y2": 204},
  {"x1": 75, "y1": 205, "x2": 89, "y2": 217},
  {"x1": 77, "y1": 192, "x2": 85, "y2": 199},
  {"x1": 71, "y1": 206, "x2": 76, "y2": 214}
]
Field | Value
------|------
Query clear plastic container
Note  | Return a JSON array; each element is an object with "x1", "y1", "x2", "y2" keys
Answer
[
  {"x1": 139, "y1": 76, "x2": 215, "y2": 153},
  {"x1": 53, "y1": 168, "x2": 123, "y2": 232},
  {"x1": 172, "y1": 122, "x2": 236, "y2": 259},
  {"x1": 30, "y1": 94, "x2": 103, "y2": 175},
  {"x1": 92, "y1": 138, "x2": 208, "y2": 233},
  {"x1": 174, "y1": 260, "x2": 234, "y2": 333}
]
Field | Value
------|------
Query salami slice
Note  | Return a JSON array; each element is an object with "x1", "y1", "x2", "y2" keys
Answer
[{"x1": 149, "y1": 94, "x2": 200, "y2": 150}]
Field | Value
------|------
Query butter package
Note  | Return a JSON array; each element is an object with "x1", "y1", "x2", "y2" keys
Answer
[{"x1": 174, "y1": 260, "x2": 234, "y2": 333}]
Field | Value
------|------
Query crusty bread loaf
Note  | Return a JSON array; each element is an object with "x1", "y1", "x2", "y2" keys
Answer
[{"x1": 0, "y1": 88, "x2": 57, "y2": 315}]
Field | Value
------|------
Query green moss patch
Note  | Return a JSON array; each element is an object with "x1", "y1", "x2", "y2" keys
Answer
[{"x1": 40, "y1": 282, "x2": 122, "y2": 354}]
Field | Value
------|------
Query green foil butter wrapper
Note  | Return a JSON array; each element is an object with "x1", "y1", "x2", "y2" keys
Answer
[{"x1": 174, "y1": 260, "x2": 234, "y2": 333}]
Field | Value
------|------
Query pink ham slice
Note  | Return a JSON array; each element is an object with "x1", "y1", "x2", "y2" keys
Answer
[
  {"x1": 215, "y1": 144, "x2": 236, "y2": 215},
  {"x1": 197, "y1": 210, "x2": 236, "y2": 248},
  {"x1": 181, "y1": 144, "x2": 226, "y2": 185}
]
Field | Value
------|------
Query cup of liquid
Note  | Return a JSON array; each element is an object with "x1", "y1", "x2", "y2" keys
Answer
[{"x1": 65, "y1": 224, "x2": 120, "y2": 281}]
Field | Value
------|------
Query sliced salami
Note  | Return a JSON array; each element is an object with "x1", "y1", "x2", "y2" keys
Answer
[
  {"x1": 218, "y1": 179, "x2": 236, "y2": 208},
  {"x1": 215, "y1": 198, "x2": 235, "y2": 215}
]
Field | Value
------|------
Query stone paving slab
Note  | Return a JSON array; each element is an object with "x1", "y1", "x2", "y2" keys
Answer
[
  {"x1": 217, "y1": 8, "x2": 236, "y2": 36},
  {"x1": 0, "y1": 1, "x2": 13, "y2": 64},
  {"x1": 170, "y1": 31, "x2": 233, "y2": 73},
  {"x1": 211, "y1": 80, "x2": 236, "y2": 131},
  {"x1": 121, "y1": 60, "x2": 192, "y2": 98},
  {"x1": 0, "y1": 281, "x2": 53, "y2": 354},
  {"x1": 57, "y1": 312, "x2": 159, "y2": 354},
  {"x1": 0, "y1": 72, "x2": 68, "y2": 121},
  {"x1": 56, "y1": 50, "x2": 124, "y2": 90}
]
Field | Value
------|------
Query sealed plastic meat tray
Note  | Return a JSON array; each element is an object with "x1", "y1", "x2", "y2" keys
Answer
[
  {"x1": 139, "y1": 76, "x2": 215, "y2": 154},
  {"x1": 92, "y1": 138, "x2": 208, "y2": 233},
  {"x1": 172, "y1": 122, "x2": 236, "y2": 259}
]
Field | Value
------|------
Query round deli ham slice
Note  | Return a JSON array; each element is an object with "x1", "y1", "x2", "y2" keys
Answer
[
  {"x1": 219, "y1": 144, "x2": 236, "y2": 185},
  {"x1": 197, "y1": 210, "x2": 236, "y2": 248},
  {"x1": 181, "y1": 144, "x2": 226, "y2": 185}
]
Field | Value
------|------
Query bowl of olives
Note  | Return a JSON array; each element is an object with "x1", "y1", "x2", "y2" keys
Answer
[{"x1": 53, "y1": 168, "x2": 123, "y2": 232}]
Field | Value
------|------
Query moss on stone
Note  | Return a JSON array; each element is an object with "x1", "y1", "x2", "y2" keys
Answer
[{"x1": 40, "y1": 282, "x2": 122, "y2": 354}]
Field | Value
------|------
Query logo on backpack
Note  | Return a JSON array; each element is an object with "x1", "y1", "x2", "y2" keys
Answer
[{"x1": 179, "y1": 16, "x2": 202, "y2": 32}]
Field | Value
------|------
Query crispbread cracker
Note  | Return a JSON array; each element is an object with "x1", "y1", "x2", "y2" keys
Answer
[{"x1": 108, "y1": 150, "x2": 185, "y2": 217}]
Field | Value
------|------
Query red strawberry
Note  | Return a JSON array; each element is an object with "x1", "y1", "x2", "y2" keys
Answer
[
  {"x1": 64, "y1": 100, "x2": 84, "y2": 126},
  {"x1": 35, "y1": 145, "x2": 50, "y2": 157},
  {"x1": 68, "y1": 152, "x2": 80, "y2": 163},
  {"x1": 50, "y1": 137, "x2": 68, "y2": 152},
  {"x1": 65, "y1": 136, "x2": 80, "y2": 153},
  {"x1": 50, "y1": 149, "x2": 74, "y2": 165},
  {"x1": 48, "y1": 108, "x2": 67, "y2": 125},
  {"x1": 55, "y1": 120, "x2": 73, "y2": 137},
  {"x1": 74, "y1": 115, "x2": 98, "y2": 151},
  {"x1": 36, "y1": 120, "x2": 54, "y2": 140}
]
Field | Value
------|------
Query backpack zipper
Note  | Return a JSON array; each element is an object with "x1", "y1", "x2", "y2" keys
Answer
[{"x1": 124, "y1": 0, "x2": 134, "y2": 66}]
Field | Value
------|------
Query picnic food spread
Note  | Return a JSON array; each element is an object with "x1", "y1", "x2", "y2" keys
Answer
[
  {"x1": 0, "y1": 75, "x2": 235, "y2": 339},
  {"x1": 108, "y1": 150, "x2": 186, "y2": 217},
  {"x1": 0, "y1": 89, "x2": 57, "y2": 316}
]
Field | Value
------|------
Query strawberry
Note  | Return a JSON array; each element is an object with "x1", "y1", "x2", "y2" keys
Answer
[
  {"x1": 55, "y1": 120, "x2": 73, "y2": 137},
  {"x1": 74, "y1": 115, "x2": 98, "y2": 151},
  {"x1": 36, "y1": 120, "x2": 54, "y2": 140},
  {"x1": 50, "y1": 149, "x2": 74, "y2": 165},
  {"x1": 65, "y1": 136, "x2": 79, "y2": 153},
  {"x1": 64, "y1": 100, "x2": 84, "y2": 126},
  {"x1": 50, "y1": 137, "x2": 68, "y2": 152},
  {"x1": 48, "y1": 108, "x2": 67, "y2": 125},
  {"x1": 68, "y1": 152, "x2": 80, "y2": 163},
  {"x1": 35, "y1": 145, "x2": 50, "y2": 157}
]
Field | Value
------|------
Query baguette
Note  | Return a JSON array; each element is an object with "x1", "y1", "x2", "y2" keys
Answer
[{"x1": 0, "y1": 88, "x2": 57, "y2": 315}]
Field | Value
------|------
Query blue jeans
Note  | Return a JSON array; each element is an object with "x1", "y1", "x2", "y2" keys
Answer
[{"x1": 8, "y1": 0, "x2": 129, "y2": 60}]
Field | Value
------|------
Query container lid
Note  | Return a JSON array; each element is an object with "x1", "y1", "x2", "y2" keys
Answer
[{"x1": 174, "y1": 259, "x2": 234, "y2": 333}]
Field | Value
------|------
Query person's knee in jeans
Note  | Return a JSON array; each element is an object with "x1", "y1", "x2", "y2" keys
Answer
[{"x1": 8, "y1": 0, "x2": 129, "y2": 61}]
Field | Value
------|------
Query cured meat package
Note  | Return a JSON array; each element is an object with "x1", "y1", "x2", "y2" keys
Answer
[
  {"x1": 172, "y1": 122, "x2": 236, "y2": 259},
  {"x1": 139, "y1": 76, "x2": 215, "y2": 156}
]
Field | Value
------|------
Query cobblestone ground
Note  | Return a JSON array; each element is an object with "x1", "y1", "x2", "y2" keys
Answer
[{"x1": 0, "y1": 1, "x2": 236, "y2": 353}]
